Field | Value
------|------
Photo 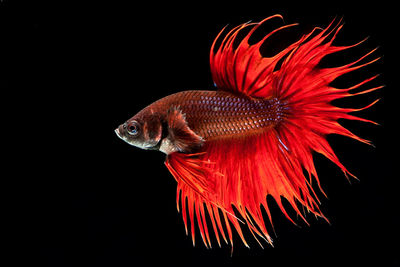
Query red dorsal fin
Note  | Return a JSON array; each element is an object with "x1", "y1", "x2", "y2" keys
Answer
[{"x1": 210, "y1": 15, "x2": 301, "y2": 98}]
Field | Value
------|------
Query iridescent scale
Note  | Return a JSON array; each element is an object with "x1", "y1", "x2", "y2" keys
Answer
[{"x1": 161, "y1": 91, "x2": 284, "y2": 140}]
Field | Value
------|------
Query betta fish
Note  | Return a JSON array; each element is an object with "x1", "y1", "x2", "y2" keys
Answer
[{"x1": 115, "y1": 15, "x2": 381, "y2": 249}]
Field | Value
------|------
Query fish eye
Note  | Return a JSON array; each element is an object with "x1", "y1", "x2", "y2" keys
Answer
[{"x1": 126, "y1": 121, "x2": 140, "y2": 136}]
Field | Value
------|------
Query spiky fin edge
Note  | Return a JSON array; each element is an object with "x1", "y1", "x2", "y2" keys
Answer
[{"x1": 166, "y1": 16, "x2": 381, "y2": 250}]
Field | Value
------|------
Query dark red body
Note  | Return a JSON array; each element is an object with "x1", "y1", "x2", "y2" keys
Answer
[{"x1": 142, "y1": 90, "x2": 284, "y2": 141}]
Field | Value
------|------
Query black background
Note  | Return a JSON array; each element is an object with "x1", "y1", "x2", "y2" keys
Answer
[{"x1": 4, "y1": 1, "x2": 399, "y2": 266}]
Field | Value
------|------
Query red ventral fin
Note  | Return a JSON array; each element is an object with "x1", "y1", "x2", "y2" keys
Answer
[
  {"x1": 210, "y1": 14, "x2": 301, "y2": 99},
  {"x1": 165, "y1": 152, "x2": 249, "y2": 249},
  {"x1": 161, "y1": 107, "x2": 204, "y2": 154},
  {"x1": 165, "y1": 152, "x2": 224, "y2": 249}
]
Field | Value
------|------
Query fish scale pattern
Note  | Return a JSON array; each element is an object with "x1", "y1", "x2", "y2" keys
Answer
[{"x1": 161, "y1": 90, "x2": 284, "y2": 140}]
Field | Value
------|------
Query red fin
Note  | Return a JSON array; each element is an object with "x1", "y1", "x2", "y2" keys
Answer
[
  {"x1": 165, "y1": 152, "x2": 222, "y2": 248},
  {"x1": 166, "y1": 133, "x2": 322, "y2": 248},
  {"x1": 210, "y1": 14, "x2": 303, "y2": 98},
  {"x1": 164, "y1": 107, "x2": 204, "y2": 153},
  {"x1": 166, "y1": 16, "x2": 380, "y2": 248}
]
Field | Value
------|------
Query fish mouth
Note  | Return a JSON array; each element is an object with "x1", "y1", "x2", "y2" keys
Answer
[{"x1": 115, "y1": 127, "x2": 123, "y2": 139}]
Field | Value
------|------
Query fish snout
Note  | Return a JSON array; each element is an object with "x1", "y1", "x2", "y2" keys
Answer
[{"x1": 115, "y1": 125, "x2": 124, "y2": 139}]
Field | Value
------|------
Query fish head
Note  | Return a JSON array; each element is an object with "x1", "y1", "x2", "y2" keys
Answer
[{"x1": 115, "y1": 108, "x2": 163, "y2": 151}]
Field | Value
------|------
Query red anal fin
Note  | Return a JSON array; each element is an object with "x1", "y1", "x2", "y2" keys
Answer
[{"x1": 165, "y1": 131, "x2": 329, "y2": 249}]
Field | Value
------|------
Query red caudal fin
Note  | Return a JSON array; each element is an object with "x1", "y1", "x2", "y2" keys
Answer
[{"x1": 166, "y1": 16, "x2": 381, "y2": 248}]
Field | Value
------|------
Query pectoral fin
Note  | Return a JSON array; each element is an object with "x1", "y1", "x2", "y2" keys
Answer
[{"x1": 160, "y1": 107, "x2": 204, "y2": 154}]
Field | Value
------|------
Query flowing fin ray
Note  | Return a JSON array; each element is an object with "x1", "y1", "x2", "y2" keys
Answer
[{"x1": 166, "y1": 16, "x2": 380, "y2": 248}]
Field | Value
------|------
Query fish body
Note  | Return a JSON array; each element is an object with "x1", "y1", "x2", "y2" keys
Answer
[
  {"x1": 115, "y1": 15, "x2": 381, "y2": 249},
  {"x1": 116, "y1": 90, "x2": 283, "y2": 153}
]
